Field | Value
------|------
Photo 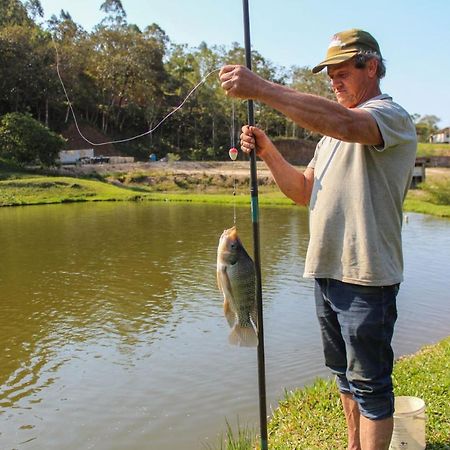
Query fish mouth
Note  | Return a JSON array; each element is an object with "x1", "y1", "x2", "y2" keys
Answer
[
  {"x1": 218, "y1": 226, "x2": 239, "y2": 256},
  {"x1": 222, "y1": 226, "x2": 237, "y2": 238}
]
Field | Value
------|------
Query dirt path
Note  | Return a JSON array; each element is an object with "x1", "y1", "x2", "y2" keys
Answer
[{"x1": 60, "y1": 160, "x2": 279, "y2": 178}]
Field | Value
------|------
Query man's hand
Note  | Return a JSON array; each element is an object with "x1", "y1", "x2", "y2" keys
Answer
[
  {"x1": 240, "y1": 125, "x2": 276, "y2": 160},
  {"x1": 219, "y1": 65, "x2": 265, "y2": 100}
]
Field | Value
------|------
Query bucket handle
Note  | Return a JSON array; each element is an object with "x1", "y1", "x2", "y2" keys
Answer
[{"x1": 414, "y1": 415, "x2": 427, "y2": 421}]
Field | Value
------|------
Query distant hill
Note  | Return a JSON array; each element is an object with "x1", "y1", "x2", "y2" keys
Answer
[
  {"x1": 272, "y1": 138, "x2": 317, "y2": 165},
  {"x1": 62, "y1": 123, "x2": 121, "y2": 156}
]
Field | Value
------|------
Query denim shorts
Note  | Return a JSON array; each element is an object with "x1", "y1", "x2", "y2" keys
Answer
[{"x1": 314, "y1": 278, "x2": 399, "y2": 420}]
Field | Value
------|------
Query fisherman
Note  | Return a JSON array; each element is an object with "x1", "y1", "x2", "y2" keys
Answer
[{"x1": 219, "y1": 29, "x2": 417, "y2": 450}]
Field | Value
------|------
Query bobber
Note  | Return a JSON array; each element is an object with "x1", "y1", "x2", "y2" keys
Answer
[{"x1": 229, "y1": 147, "x2": 238, "y2": 161}]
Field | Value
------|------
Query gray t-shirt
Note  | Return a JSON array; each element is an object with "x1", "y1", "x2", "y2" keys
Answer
[{"x1": 304, "y1": 94, "x2": 417, "y2": 286}]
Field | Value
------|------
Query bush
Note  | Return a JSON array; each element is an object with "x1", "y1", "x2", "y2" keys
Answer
[
  {"x1": 0, "y1": 113, "x2": 66, "y2": 166},
  {"x1": 166, "y1": 152, "x2": 180, "y2": 162}
]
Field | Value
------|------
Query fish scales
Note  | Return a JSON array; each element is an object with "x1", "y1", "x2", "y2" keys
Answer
[
  {"x1": 226, "y1": 255, "x2": 255, "y2": 327},
  {"x1": 217, "y1": 226, "x2": 258, "y2": 347}
]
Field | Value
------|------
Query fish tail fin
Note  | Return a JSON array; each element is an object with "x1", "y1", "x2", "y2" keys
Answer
[
  {"x1": 250, "y1": 306, "x2": 258, "y2": 330},
  {"x1": 228, "y1": 324, "x2": 258, "y2": 348}
]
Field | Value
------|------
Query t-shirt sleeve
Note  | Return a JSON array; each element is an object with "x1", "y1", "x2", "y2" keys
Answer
[
  {"x1": 308, "y1": 137, "x2": 326, "y2": 169},
  {"x1": 362, "y1": 99, "x2": 416, "y2": 152}
]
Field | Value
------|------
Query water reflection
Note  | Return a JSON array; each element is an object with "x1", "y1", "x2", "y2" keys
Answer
[{"x1": 0, "y1": 204, "x2": 448, "y2": 450}]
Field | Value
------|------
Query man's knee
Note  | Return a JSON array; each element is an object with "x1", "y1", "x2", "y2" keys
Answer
[{"x1": 348, "y1": 377, "x2": 394, "y2": 420}]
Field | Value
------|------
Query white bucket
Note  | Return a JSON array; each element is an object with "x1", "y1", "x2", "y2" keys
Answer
[{"x1": 389, "y1": 396, "x2": 426, "y2": 450}]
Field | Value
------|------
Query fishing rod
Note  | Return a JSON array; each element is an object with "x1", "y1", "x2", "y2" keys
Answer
[{"x1": 242, "y1": 1, "x2": 268, "y2": 449}]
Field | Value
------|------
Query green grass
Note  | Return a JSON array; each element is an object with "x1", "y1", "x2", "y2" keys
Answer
[
  {"x1": 0, "y1": 175, "x2": 143, "y2": 206},
  {"x1": 392, "y1": 339, "x2": 450, "y2": 449},
  {"x1": 204, "y1": 420, "x2": 257, "y2": 450},
  {"x1": 214, "y1": 338, "x2": 450, "y2": 449},
  {"x1": 417, "y1": 143, "x2": 450, "y2": 157},
  {"x1": 404, "y1": 176, "x2": 450, "y2": 217},
  {"x1": 404, "y1": 198, "x2": 450, "y2": 217},
  {"x1": 0, "y1": 168, "x2": 301, "y2": 208},
  {"x1": 141, "y1": 190, "x2": 298, "y2": 207},
  {"x1": 0, "y1": 165, "x2": 448, "y2": 218}
]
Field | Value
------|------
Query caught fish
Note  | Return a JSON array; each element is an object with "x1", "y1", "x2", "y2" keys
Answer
[{"x1": 216, "y1": 226, "x2": 258, "y2": 347}]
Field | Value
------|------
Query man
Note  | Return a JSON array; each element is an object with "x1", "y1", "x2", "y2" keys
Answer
[{"x1": 219, "y1": 29, "x2": 417, "y2": 450}]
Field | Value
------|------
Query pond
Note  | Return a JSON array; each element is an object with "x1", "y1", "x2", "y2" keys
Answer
[{"x1": 0, "y1": 202, "x2": 449, "y2": 450}]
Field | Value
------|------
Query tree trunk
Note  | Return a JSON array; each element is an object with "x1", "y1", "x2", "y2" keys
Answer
[{"x1": 45, "y1": 98, "x2": 49, "y2": 127}]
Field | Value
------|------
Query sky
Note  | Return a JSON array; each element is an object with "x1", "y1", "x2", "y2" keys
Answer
[{"x1": 37, "y1": 0, "x2": 450, "y2": 128}]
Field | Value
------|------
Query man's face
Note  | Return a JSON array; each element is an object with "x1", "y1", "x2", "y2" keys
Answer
[{"x1": 327, "y1": 58, "x2": 376, "y2": 108}]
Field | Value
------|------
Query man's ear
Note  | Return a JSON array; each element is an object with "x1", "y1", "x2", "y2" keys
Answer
[{"x1": 367, "y1": 58, "x2": 378, "y2": 79}]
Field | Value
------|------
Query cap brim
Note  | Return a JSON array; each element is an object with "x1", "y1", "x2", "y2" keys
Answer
[{"x1": 312, "y1": 51, "x2": 358, "y2": 74}]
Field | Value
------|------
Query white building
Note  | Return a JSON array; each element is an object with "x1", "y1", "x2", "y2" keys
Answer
[
  {"x1": 430, "y1": 127, "x2": 450, "y2": 143},
  {"x1": 58, "y1": 149, "x2": 94, "y2": 164}
]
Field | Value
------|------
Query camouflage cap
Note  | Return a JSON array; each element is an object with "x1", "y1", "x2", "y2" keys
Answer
[{"x1": 312, "y1": 29, "x2": 381, "y2": 73}]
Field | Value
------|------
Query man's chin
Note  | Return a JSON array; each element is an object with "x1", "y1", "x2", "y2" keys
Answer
[{"x1": 336, "y1": 95, "x2": 354, "y2": 108}]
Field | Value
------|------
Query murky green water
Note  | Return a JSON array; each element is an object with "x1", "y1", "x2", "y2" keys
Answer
[{"x1": 0, "y1": 203, "x2": 449, "y2": 450}]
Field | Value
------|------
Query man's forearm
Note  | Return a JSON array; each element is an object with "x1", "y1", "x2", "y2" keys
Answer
[
  {"x1": 257, "y1": 81, "x2": 381, "y2": 145},
  {"x1": 258, "y1": 82, "x2": 350, "y2": 139},
  {"x1": 261, "y1": 146, "x2": 312, "y2": 206}
]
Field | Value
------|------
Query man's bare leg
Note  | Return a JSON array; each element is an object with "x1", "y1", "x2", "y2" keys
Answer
[
  {"x1": 340, "y1": 393, "x2": 394, "y2": 450},
  {"x1": 360, "y1": 415, "x2": 393, "y2": 450},
  {"x1": 340, "y1": 393, "x2": 361, "y2": 450}
]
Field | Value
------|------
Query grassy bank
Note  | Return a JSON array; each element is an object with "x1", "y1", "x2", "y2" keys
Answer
[
  {"x1": 417, "y1": 142, "x2": 450, "y2": 157},
  {"x1": 213, "y1": 337, "x2": 449, "y2": 449},
  {"x1": 0, "y1": 163, "x2": 449, "y2": 217},
  {"x1": 0, "y1": 174, "x2": 144, "y2": 206}
]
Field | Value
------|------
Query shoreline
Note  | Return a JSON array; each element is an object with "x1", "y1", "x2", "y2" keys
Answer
[
  {"x1": 216, "y1": 337, "x2": 450, "y2": 449},
  {"x1": 0, "y1": 162, "x2": 449, "y2": 217}
]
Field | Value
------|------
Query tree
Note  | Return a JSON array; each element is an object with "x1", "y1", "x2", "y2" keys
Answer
[
  {"x1": 0, "y1": 0, "x2": 32, "y2": 27},
  {"x1": 0, "y1": 25, "x2": 56, "y2": 123},
  {"x1": 47, "y1": 11, "x2": 96, "y2": 130},
  {"x1": 99, "y1": 0, "x2": 126, "y2": 28},
  {"x1": 24, "y1": 0, "x2": 43, "y2": 20},
  {"x1": 0, "y1": 112, "x2": 66, "y2": 165},
  {"x1": 416, "y1": 114, "x2": 441, "y2": 142}
]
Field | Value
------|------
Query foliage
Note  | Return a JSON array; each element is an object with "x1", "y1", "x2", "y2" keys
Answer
[
  {"x1": 0, "y1": 112, "x2": 65, "y2": 165},
  {"x1": 416, "y1": 142, "x2": 450, "y2": 157},
  {"x1": 166, "y1": 152, "x2": 180, "y2": 162},
  {"x1": 203, "y1": 419, "x2": 256, "y2": 450},
  {"x1": 3, "y1": 2, "x2": 444, "y2": 161},
  {"x1": 0, "y1": 24, "x2": 56, "y2": 121},
  {"x1": 418, "y1": 178, "x2": 450, "y2": 205},
  {"x1": 0, "y1": 0, "x2": 34, "y2": 27},
  {"x1": 415, "y1": 114, "x2": 441, "y2": 142},
  {"x1": 0, "y1": 1, "x2": 337, "y2": 161},
  {"x1": 404, "y1": 168, "x2": 450, "y2": 217}
]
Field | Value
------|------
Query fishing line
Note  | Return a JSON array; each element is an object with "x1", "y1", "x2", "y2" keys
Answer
[
  {"x1": 228, "y1": 101, "x2": 239, "y2": 225},
  {"x1": 230, "y1": 100, "x2": 236, "y2": 149},
  {"x1": 52, "y1": 37, "x2": 220, "y2": 146}
]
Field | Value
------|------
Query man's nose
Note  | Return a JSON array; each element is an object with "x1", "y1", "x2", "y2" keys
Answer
[{"x1": 330, "y1": 78, "x2": 341, "y2": 89}]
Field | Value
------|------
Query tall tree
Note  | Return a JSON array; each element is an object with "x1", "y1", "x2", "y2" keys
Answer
[
  {"x1": 416, "y1": 114, "x2": 441, "y2": 142},
  {"x1": 0, "y1": 0, "x2": 32, "y2": 27},
  {"x1": 100, "y1": 0, "x2": 126, "y2": 28},
  {"x1": 24, "y1": 0, "x2": 43, "y2": 20},
  {"x1": 0, "y1": 25, "x2": 54, "y2": 122},
  {"x1": 47, "y1": 12, "x2": 95, "y2": 129}
]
